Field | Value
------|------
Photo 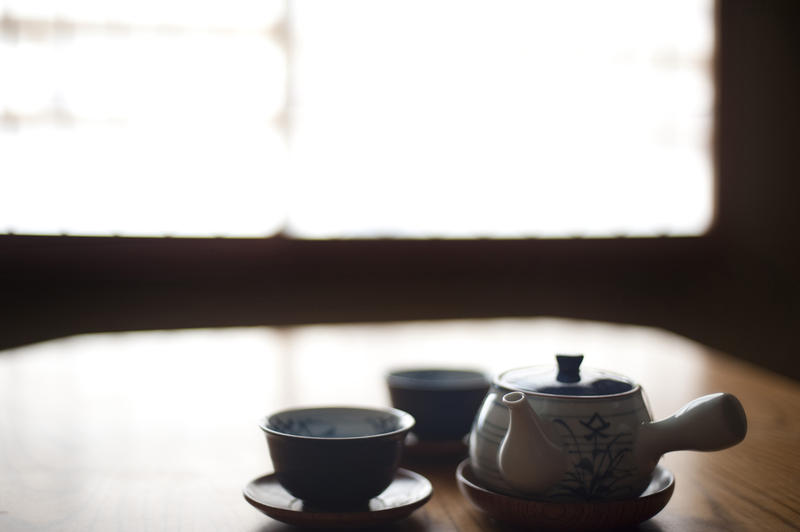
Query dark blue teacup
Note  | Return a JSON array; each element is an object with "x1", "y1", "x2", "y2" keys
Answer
[
  {"x1": 261, "y1": 406, "x2": 414, "y2": 507},
  {"x1": 387, "y1": 369, "x2": 489, "y2": 442}
]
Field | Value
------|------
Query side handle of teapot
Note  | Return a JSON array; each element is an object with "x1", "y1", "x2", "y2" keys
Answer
[{"x1": 636, "y1": 392, "x2": 748, "y2": 471}]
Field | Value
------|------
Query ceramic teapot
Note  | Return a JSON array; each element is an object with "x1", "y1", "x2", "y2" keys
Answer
[{"x1": 468, "y1": 355, "x2": 747, "y2": 501}]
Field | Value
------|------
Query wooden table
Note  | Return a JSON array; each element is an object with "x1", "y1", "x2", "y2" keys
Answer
[{"x1": 0, "y1": 318, "x2": 797, "y2": 531}]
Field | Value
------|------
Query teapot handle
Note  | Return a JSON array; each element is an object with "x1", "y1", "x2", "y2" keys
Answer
[{"x1": 637, "y1": 393, "x2": 747, "y2": 469}]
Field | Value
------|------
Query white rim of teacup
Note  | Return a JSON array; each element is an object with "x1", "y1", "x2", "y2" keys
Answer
[{"x1": 260, "y1": 405, "x2": 415, "y2": 440}]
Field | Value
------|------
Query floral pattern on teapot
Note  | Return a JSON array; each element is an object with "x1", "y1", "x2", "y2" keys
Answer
[{"x1": 551, "y1": 411, "x2": 635, "y2": 500}]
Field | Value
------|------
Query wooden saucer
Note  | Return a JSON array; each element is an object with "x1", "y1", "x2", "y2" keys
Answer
[
  {"x1": 456, "y1": 460, "x2": 674, "y2": 531},
  {"x1": 243, "y1": 468, "x2": 432, "y2": 528}
]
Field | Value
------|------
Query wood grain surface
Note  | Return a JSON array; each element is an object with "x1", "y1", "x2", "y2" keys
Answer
[{"x1": 0, "y1": 318, "x2": 797, "y2": 531}]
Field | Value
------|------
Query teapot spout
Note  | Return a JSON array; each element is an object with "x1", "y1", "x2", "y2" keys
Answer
[{"x1": 498, "y1": 392, "x2": 570, "y2": 496}]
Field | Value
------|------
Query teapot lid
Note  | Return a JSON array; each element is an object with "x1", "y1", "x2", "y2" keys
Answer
[{"x1": 497, "y1": 354, "x2": 636, "y2": 397}]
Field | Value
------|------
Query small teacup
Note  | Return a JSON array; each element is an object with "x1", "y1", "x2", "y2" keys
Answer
[
  {"x1": 260, "y1": 406, "x2": 414, "y2": 507},
  {"x1": 387, "y1": 369, "x2": 489, "y2": 442}
]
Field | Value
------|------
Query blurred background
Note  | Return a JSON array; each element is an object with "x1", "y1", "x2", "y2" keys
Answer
[{"x1": 1, "y1": 0, "x2": 798, "y2": 377}]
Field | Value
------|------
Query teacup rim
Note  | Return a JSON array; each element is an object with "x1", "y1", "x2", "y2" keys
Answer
[
  {"x1": 386, "y1": 367, "x2": 489, "y2": 390},
  {"x1": 260, "y1": 405, "x2": 415, "y2": 441}
]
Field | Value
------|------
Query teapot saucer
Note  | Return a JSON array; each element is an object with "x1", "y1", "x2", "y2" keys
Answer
[
  {"x1": 243, "y1": 468, "x2": 432, "y2": 528},
  {"x1": 456, "y1": 460, "x2": 674, "y2": 531}
]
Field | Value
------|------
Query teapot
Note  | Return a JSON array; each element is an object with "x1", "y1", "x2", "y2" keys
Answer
[{"x1": 468, "y1": 355, "x2": 747, "y2": 501}]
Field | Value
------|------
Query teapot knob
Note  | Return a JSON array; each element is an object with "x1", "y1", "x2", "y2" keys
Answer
[{"x1": 556, "y1": 354, "x2": 583, "y2": 383}]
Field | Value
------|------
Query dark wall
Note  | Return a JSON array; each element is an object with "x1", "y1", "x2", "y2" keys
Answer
[
  {"x1": 710, "y1": 0, "x2": 800, "y2": 376},
  {"x1": 1, "y1": 0, "x2": 798, "y2": 378}
]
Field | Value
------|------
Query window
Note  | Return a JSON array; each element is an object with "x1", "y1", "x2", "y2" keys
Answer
[
  {"x1": 1, "y1": 0, "x2": 714, "y2": 238},
  {"x1": 0, "y1": 0, "x2": 287, "y2": 236}
]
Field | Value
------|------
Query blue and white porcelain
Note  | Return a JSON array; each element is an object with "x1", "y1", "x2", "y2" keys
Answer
[
  {"x1": 266, "y1": 406, "x2": 412, "y2": 439},
  {"x1": 261, "y1": 406, "x2": 415, "y2": 506},
  {"x1": 387, "y1": 368, "x2": 489, "y2": 442},
  {"x1": 469, "y1": 355, "x2": 747, "y2": 502}
]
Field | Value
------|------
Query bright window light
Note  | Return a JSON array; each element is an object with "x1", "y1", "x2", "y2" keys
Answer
[
  {"x1": 0, "y1": 0, "x2": 288, "y2": 237},
  {"x1": 0, "y1": 0, "x2": 714, "y2": 238}
]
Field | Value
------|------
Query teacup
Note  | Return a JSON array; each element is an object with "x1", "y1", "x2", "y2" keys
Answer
[
  {"x1": 260, "y1": 406, "x2": 414, "y2": 507},
  {"x1": 387, "y1": 369, "x2": 489, "y2": 442}
]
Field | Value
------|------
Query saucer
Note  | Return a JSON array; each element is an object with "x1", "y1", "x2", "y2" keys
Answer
[
  {"x1": 456, "y1": 460, "x2": 674, "y2": 531},
  {"x1": 243, "y1": 468, "x2": 432, "y2": 528}
]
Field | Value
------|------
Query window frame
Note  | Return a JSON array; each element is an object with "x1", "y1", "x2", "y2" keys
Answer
[{"x1": 2, "y1": 1, "x2": 799, "y2": 378}]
